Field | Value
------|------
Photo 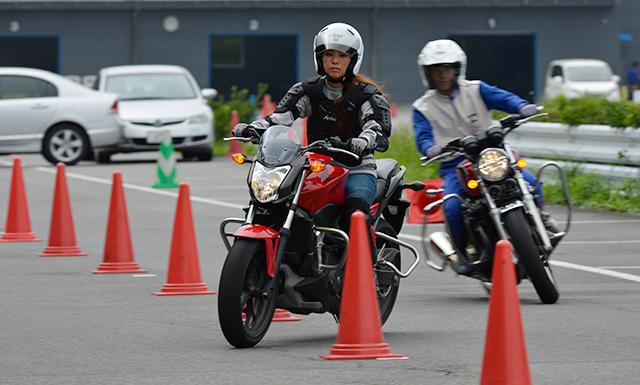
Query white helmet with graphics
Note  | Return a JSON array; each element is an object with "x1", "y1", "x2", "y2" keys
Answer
[
  {"x1": 313, "y1": 22, "x2": 364, "y2": 81},
  {"x1": 417, "y1": 39, "x2": 467, "y2": 89}
]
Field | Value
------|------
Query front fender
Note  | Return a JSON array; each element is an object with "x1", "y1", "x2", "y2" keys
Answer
[{"x1": 233, "y1": 225, "x2": 280, "y2": 277}]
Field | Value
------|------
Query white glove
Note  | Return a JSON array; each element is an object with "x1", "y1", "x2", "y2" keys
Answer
[
  {"x1": 426, "y1": 145, "x2": 443, "y2": 158},
  {"x1": 519, "y1": 104, "x2": 539, "y2": 117}
]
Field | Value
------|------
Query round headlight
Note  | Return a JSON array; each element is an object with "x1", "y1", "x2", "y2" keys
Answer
[{"x1": 477, "y1": 149, "x2": 509, "y2": 182}]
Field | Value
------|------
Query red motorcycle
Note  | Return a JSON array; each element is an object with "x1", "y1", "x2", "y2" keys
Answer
[{"x1": 218, "y1": 125, "x2": 422, "y2": 348}]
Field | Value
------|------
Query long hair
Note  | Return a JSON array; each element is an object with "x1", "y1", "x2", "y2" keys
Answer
[{"x1": 332, "y1": 74, "x2": 388, "y2": 135}]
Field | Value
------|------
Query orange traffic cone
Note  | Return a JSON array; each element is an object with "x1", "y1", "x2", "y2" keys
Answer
[
  {"x1": 40, "y1": 163, "x2": 86, "y2": 256},
  {"x1": 94, "y1": 171, "x2": 146, "y2": 273},
  {"x1": 260, "y1": 94, "x2": 272, "y2": 118},
  {"x1": 227, "y1": 110, "x2": 243, "y2": 158},
  {"x1": 272, "y1": 308, "x2": 302, "y2": 322},
  {"x1": 390, "y1": 102, "x2": 398, "y2": 118},
  {"x1": 320, "y1": 211, "x2": 406, "y2": 360},
  {"x1": 405, "y1": 178, "x2": 445, "y2": 224},
  {"x1": 0, "y1": 157, "x2": 41, "y2": 242},
  {"x1": 480, "y1": 240, "x2": 532, "y2": 385},
  {"x1": 154, "y1": 183, "x2": 215, "y2": 296}
]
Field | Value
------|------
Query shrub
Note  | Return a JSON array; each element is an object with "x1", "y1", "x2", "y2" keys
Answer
[{"x1": 209, "y1": 83, "x2": 268, "y2": 141}]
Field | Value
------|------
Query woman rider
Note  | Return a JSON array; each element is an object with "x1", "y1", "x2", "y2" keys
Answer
[{"x1": 233, "y1": 22, "x2": 392, "y2": 230}]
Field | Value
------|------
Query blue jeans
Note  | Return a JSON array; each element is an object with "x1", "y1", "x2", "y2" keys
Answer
[
  {"x1": 345, "y1": 173, "x2": 377, "y2": 205},
  {"x1": 443, "y1": 167, "x2": 543, "y2": 242}
]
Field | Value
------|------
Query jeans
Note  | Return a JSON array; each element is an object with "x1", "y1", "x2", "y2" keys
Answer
[
  {"x1": 345, "y1": 173, "x2": 377, "y2": 205},
  {"x1": 443, "y1": 167, "x2": 543, "y2": 242}
]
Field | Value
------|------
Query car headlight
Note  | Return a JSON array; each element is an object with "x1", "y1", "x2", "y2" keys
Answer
[
  {"x1": 250, "y1": 162, "x2": 291, "y2": 203},
  {"x1": 477, "y1": 149, "x2": 510, "y2": 182},
  {"x1": 187, "y1": 112, "x2": 210, "y2": 124}
]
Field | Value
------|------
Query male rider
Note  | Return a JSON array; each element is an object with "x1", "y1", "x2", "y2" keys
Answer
[{"x1": 412, "y1": 39, "x2": 555, "y2": 275}]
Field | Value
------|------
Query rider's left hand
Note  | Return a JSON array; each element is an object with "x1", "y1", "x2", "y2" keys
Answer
[
  {"x1": 519, "y1": 104, "x2": 539, "y2": 117},
  {"x1": 349, "y1": 137, "x2": 369, "y2": 156}
]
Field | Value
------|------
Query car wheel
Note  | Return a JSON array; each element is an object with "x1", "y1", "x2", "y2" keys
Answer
[{"x1": 42, "y1": 124, "x2": 89, "y2": 166}]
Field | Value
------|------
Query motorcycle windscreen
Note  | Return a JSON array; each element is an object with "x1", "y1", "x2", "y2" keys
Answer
[{"x1": 256, "y1": 125, "x2": 302, "y2": 166}]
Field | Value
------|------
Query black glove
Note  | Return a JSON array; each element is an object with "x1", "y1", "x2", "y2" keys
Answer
[
  {"x1": 327, "y1": 136, "x2": 350, "y2": 150},
  {"x1": 349, "y1": 137, "x2": 369, "y2": 157},
  {"x1": 232, "y1": 123, "x2": 257, "y2": 138}
]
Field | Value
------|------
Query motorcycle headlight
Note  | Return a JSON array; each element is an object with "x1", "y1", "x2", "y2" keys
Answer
[
  {"x1": 477, "y1": 149, "x2": 509, "y2": 182},
  {"x1": 250, "y1": 162, "x2": 291, "y2": 203}
]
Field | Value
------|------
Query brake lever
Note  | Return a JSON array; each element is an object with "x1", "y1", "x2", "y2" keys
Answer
[{"x1": 223, "y1": 137, "x2": 253, "y2": 142}]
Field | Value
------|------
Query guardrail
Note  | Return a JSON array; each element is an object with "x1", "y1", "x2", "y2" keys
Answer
[
  {"x1": 508, "y1": 122, "x2": 640, "y2": 166},
  {"x1": 507, "y1": 122, "x2": 640, "y2": 180}
]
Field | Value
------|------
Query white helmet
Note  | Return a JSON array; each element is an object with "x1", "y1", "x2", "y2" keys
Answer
[
  {"x1": 417, "y1": 39, "x2": 467, "y2": 89},
  {"x1": 313, "y1": 22, "x2": 364, "y2": 81}
]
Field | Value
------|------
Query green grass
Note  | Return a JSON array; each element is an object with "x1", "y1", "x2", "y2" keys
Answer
[{"x1": 376, "y1": 124, "x2": 439, "y2": 182}]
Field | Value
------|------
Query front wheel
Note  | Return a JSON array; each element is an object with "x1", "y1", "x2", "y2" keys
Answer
[
  {"x1": 218, "y1": 239, "x2": 276, "y2": 348},
  {"x1": 503, "y1": 208, "x2": 559, "y2": 304}
]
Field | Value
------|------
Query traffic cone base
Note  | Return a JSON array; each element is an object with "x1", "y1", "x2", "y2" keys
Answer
[
  {"x1": 320, "y1": 343, "x2": 407, "y2": 360},
  {"x1": 272, "y1": 308, "x2": 302, "y2": 322},
  {"x1": 40, "y1": 245, "x2": 88, "y2": 257},
  {"x1": 93, "y1": 262, "x2": 146, "y2": 274},
  {"x1": 154, "y1": 282, "x2": 215, "y2": 296},
  {"x1": 0, "y1": 232, "x2": 40, "y2": 242}
]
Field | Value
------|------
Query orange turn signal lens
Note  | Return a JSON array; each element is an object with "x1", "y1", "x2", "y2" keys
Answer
[
  {"x1": 231, "y1": 153, "x2": 246, "y2": 165},
  {"x1": 467, "y1": 179, "x2": 479, "y2": 189},
  {"x1": 516, "y1": 159, "x2": 527, "y2": 169},
  {"x1": 309, "y1": 161, "x2": 326, "y2": 173}
]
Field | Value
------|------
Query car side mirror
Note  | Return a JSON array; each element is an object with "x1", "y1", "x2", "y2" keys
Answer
[
  {"x1": 552, "y1": 75, "x2": 563, "y2": 83},
  {"x1": 612, "y1": 74, "x2": 621, "y2": 83},
  {"x1": 201, "y1": 88, "x2": 218, "y2": 100}
]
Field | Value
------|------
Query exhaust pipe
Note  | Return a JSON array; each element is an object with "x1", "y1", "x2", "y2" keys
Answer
[{"x1": 424, "y1": 231, "x2": 459, "y2": 272}]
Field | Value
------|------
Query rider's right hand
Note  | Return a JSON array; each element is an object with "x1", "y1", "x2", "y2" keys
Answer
[
  {"x1": 426, "y1": 144, "x2": 443, "y2": 158},
  {"x1": 232, "y1": 123, "x2": 258, "y2": 138}
]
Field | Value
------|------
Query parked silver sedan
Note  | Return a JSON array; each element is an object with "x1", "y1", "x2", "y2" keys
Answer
[{"x1": 0, "y1": 67, "x2": 122, "y2": 165}]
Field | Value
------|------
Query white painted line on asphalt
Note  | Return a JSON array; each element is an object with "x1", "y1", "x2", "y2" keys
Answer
[
  {"x1": 597, "y1": 266, "x2": 640, "y2": 269},
  {"x1": 23, "y1": 164, "x2": 640, "y2": 285},
  {"x1": 402, "y1": 219, "x2": 640, "y2": 227},
  {"x1": 549, "y1": 261, "x2": 640, "y2": 284},
  {"x1": 562, "y1": 240, "x2": 640, "y2": 245},
  {"x1": 35, "y1": 167, "x2": 245, "y2": 210},
  {"x1": 397, "y1": 233, "x2": 640, "y2": 284},
  {"x1": 132, "y1": 274, "x2": 157, "y2": 277}
]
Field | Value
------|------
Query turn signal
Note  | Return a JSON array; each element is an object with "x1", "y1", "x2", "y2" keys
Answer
[
  {"x1": 467, "y1": 179, "x2": 479, "y2": 189},
  {"x1": 309, "y1": 161, "x2": 326, "y2": 173},
  {"x1": 516, "y1": 159, "x2": 527, "y2": 169},
  {"x1": 231, "y1": 153, "x2": 247, "y2": 165}
]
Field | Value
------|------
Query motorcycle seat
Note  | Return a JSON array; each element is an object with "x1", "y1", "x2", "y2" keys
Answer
[{"x1": 374, "y1": 158, "x2": 398, "y2": 201}]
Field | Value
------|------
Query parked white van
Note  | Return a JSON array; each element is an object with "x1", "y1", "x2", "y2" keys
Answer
[{"x1": 543, "y1": 59, "x2": 620, "y2": 101}]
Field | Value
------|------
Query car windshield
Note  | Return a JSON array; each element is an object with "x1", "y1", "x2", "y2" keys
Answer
[
  {"x1": 256, "y1": 125, "x2": 302, "y2": 166},
  {"x1": 566, "y1": 65, "x2": 612, "y2": 82},
  {"x1": 105, "y1": 73, "x2": 196, "y2": 100}
]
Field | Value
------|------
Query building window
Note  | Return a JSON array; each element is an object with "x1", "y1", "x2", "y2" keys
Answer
[{"x1": 212, "y1": 37, "x2": 245, "y2": 69}]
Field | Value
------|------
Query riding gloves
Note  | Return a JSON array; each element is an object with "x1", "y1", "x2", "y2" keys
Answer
[
  {"x1": 349, "y1": 137, "x2": 370, "y2": 157},
  {"x1": 518, "y1": 104, "x2": 539, "y2": 117},
  {"x1": 232, "y1": 123, "x2": 257, "y2": 138},
  {"x1": 426, "y1": 145, "x2": 443, "y2": 159}
]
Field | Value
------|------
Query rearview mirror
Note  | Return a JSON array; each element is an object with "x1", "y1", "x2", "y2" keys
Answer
[{"x1": 201, "y1": 88, "x2": 218, "y2": 100}]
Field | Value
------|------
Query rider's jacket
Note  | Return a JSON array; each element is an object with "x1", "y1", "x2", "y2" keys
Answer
[
  {"x1": 249, "y1": 76, "x2": 391, "y2": 175},
  {"x1": 413, "y1": 79, "x2": 527, "y2": 172}
]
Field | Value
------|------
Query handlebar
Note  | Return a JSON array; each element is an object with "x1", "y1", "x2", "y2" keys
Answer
[{"x1": 301, "y1": 139, "x2": 361, "y2": 161}]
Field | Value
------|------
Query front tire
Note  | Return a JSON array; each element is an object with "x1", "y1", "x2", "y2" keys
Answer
[
  {"x1": 218, "y1": 239, "x2": 276, "y2": 348},
  {"x1": 375, "y1": 219, "x2": 401, "y2": 325},
  {"x1": 503, "y1": 208, "x2": 559, "y2": 304},
  {"x1": 42, "y1": 124, "x2": 90, "y2": 165}
]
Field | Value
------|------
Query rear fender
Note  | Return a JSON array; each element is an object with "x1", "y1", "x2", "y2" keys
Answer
[{"x1": 233, "y1": 225, "x2": 280, "y2": 277}]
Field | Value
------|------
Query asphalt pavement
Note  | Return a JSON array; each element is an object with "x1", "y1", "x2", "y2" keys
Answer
[{"x1": 1, "y1": 153, "x2": 639, "y2": 385}]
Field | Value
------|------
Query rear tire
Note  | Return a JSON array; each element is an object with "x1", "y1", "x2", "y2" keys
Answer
[
  {"x1": 218, "y1": 239, "x2": 276, "y2": 348},
  {"x1": 42, "y1": 124, "x2": 89, "y2": 165},
  {"x1": 503, "y1": 208, "x2": 559, "y2": 304},
  {"x1": 375, "y1": 219, "x2": 401, "y2": 325}
]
